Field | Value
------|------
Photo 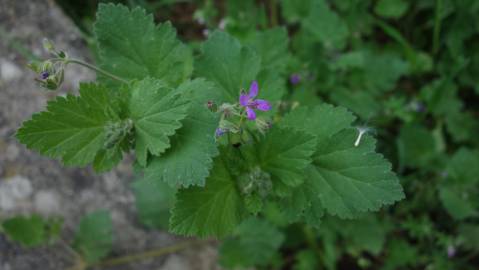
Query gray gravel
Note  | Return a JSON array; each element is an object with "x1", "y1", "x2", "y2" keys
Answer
[{"x1": 0, "y1": 0, "x2": 221, "y2": 269}]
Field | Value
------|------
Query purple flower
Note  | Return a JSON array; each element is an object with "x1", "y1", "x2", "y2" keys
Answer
[
  {"x1": 40, "y1": 71, "x2": 49, "y2": 80},
  {"x1": 289, "y1": 74, "x2": 301, "y2": 85},
  {"x1": 447, "y1": 245, "x2": 456, "y2": 258},
  {"x1": 239, "y1": 81, "x2": 271, "y2": 120},
  {"x1": 215, "y1": 128, "x2": 226, "y2": 137}
]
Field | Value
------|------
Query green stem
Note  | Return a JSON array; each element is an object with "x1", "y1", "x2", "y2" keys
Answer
[
  {"x1": 66, "y1": 59, "x2": 129, "y2": 84},
  {"x1": 90, "y1": 240, "x2": 205, "y2": 268},
  {"x1": 269, "y1": 0, "x2": 278, "y2": 27},
  {"x1": 432, "y1": 0, "x2": 443, "y2": 54},
  {"x1": 374, "y1": 18, "x2": 416, "y2": 65},
  {"x1": 302, "y1": 225, "x2": 325, "y2": 269}
]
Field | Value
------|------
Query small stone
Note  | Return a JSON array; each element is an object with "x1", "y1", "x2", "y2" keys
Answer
[
  {"x1": 4, "y1": 175, "x2": 33, "y2": 199},
  {"x1": 34, "y1": 190, "x2": 61, "y2": 215},
  {"x1": 0, "y1": 189, "x2": 15, "y2": 210},
  {"x1": 161, "y1": 254, "x2": 190, "y2": 270},
  {"x1": 0, "y1": 60, "x2": 22, "y2": 81},
  {"x1": 0, "y1": 175, "x2": 32, "y2": 210},
  {"x1": 5, "y1": 144, "x2": 20, "y2": 161}
]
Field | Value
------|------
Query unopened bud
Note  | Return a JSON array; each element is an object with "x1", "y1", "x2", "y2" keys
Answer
[{"x1": 42, "y1": 38, "x2": 55, "y2": 53}]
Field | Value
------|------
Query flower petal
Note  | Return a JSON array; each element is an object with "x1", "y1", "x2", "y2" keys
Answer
[
  {"x1": 254, "y1": 99, "x2": 271, "y2": 111},
  {"x1": 248, "y1": 81, "x2": 258, "y2": 98},
  {"x1": 246, "y1": 107, "x2": 256, "y2": 120},
  {"x1": 239, "y1": 94, "x2": 249, "y2": 107}
]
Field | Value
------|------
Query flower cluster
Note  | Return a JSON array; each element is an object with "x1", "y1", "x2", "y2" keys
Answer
[
  {"x1": 215, "y1": 81, "x2": 272, "y2": 139},
  {"x1": 239, "y1": 81, "x2": 271, "y2": 120},
  {"x1": 27, "y1": 39, "x2": 67, "y2": 90}
]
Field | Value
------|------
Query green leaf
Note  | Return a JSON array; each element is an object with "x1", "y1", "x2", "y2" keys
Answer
[
  {"x1": 195, "y1": 31, "x2": 282, "y2": 105},
  {"x1": 375, "y1": 0, "x2": 409, "y2": 19},
  {"x1": 129, "y1": 78, "x2": 190, "y2": 166},
  {"x1": 281, "y1": 105, "x2": 356, "y2": 139},
  {"x1": 2, "y1": 215, "x2": 47, "y2": 247},
  {"x1": 257, "y1": 127, "x2": 317, "y2": 187},
  {"x1": 307, "y1": 131, "x2": 404, "y2": 218},
  {"x1": 439, "y1": 148, "x2": 479, "y2": 220},
  {"x1": 362, "y1": 51, "x2": 408, "y2": 92},
  {"x1": 16, "y1": 83, "x2": 123, "y2": 169},
  {"x1": 169, "y1": 153, "x2": 245, "y2": 238},
  {"x1": 277, "y1": 177, "x2": 325, "y2": 226},
  {"x1": 459, "y1": 224, "x2": 479, "y2": 252},
  {"x1": 131, "y1": 178, "x2": 176, "y2": 229},
  {"x1": 144, "y1": 80, "x2": 219, "y2": 187},
  {"x1": 333, "y1": 214, "x2": 388, "y2": 255},
  {"x1": 330, "y1": 87, "x2": 381, "y2": 119},
  {"x1": 397, "y1": 124, "x2": 437, "y2": 169},
  {"x1": 195, "y1": 30, "x2": 259, "y2": 103},
  {"x1": 439, "y1": 188, "x2": 477, "y2": 220},
  {"x1": 94, "y1": 3, "x2": 192, "y2": 86},
  {"x1": 447, "y1": 148, "x2": 479, "y2": 184},
  {"x1": 219, "y1": 218, "x2": 284, "y2": 268},
  {"x1": 73, "y1": 210, "x2": 113, "y2": 263},
  {"x1": 302, "y1": 0, "x2": 349, "y2": 50},
  {"x1": 301, "y1": 178, "x2": 325, "y2": 228},
  {"x1": 382, "y1": 239, "x2": 419, "y2": 270},
  {"x1": 446, "y1": 111, "x2": 479, "y2": 143},
  {"x1": 93, "y1": 144, "x2": 124, "y2": 172},
  {"x1": 281, "y1": 0, "x2": 312, "y2": 23},
  {"x1": 293, "y1": 250, "x2": 319, "y2": 270},
  {"x1": 245, "y1": 27, "x2": 289, "y2": 73},
  {"x1": 282, "y1": 105, "x2": 404, "y2": 218},
  {"x1": 420, "y1": 79, "x2": 462, "y2": 117}
]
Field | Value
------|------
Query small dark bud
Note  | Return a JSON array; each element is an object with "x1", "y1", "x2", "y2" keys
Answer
[
  {"x1": 289, "y1": 74, "x2": 301, "y2": 85},
  {"x1": 40, "y1": 71, "x2": 49, "y2": 80}
]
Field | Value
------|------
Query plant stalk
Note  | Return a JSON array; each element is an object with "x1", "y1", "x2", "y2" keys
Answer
[
  {"x1": 89, "y1": 239, "x2": 205, "y2": 268},
  {"x1": 66, "y1": 59, "x2": 129, "y2": 84}
]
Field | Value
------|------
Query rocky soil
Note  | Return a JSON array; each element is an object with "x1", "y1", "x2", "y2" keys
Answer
[{"x1": 0, "y1": 0, "x2": 220, "y2": 269}]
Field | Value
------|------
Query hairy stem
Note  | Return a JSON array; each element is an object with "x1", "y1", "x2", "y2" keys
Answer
[
  {"x1": 66, "y1": 59, "x2": 129, "y2": 84},
  {"x1": 89, "y1": 239, "x2": 206, "y2": 268}
]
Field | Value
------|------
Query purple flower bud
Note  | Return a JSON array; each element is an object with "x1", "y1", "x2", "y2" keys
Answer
[
  {"x1": 447, "y1": 245, "x2": 456, "y2": 258},
  {"x1": 207, "y1": 100, "x2": 214, "y2": 109},
  {"x1": 412, "y1": 101, "x2": 426, "y2": 113},
  {"x1": 215, "y1": 128, "x2": 226, "y2": 137},
  {"x1": 289, "y1": 74, "x2": 301, "y2": 85},
  {"x1": 40, "y1": 71, "x2": 50, "y2": 80}
]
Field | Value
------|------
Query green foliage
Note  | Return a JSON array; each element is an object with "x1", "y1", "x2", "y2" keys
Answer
[
  {"x1": 169, "y1": 153, "x2": 245, "y2": 238},
  {"x1": 144, "y1": 80, "x2": 219, "y2": 187},
  {"x1": 375, "y1": 0, "x2": 409, "y2": 18},
  {"x1": 195, "y1": 31, "x2": 285, "y2": 105},
  {"x1": 256, "y1": 127, "x2": 317, "y2": 187},
  {"x1": 16, "y1": 83, "x2": 125, "y2": 169},
  {"x1": 282, "y1": 105, "x2": 404, "y2": 219},
  {"x1": 94, "y1": 3, "x2": 192, "y2": 87},
  {"x1": 131, "y1": 178, "x2": 176, "y2": 229},
  {"x1": 303, "y1": 0, "x2": 349, "y2": 50},
  {"x1": 73, "y1": 210, "x2": 113, "y2": 263},
  {"x1": 17, "y1": 0, "x2": 479, "y2": 268},
  {"x1": 219, "y1": 218, "x2": 284, "y2": 268},
  {"x1": 397, "y1": 124, "x2": 437, "y2": 169},
  {"x1": 1, "y1": 215, "x2": 62, "y2": 247},
  {"x1": 439, "y1": 148, "x2": 479, "y2": 220},
  {"x1": 129, "y1": 78, "x2": 190, "y2": 166}
]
